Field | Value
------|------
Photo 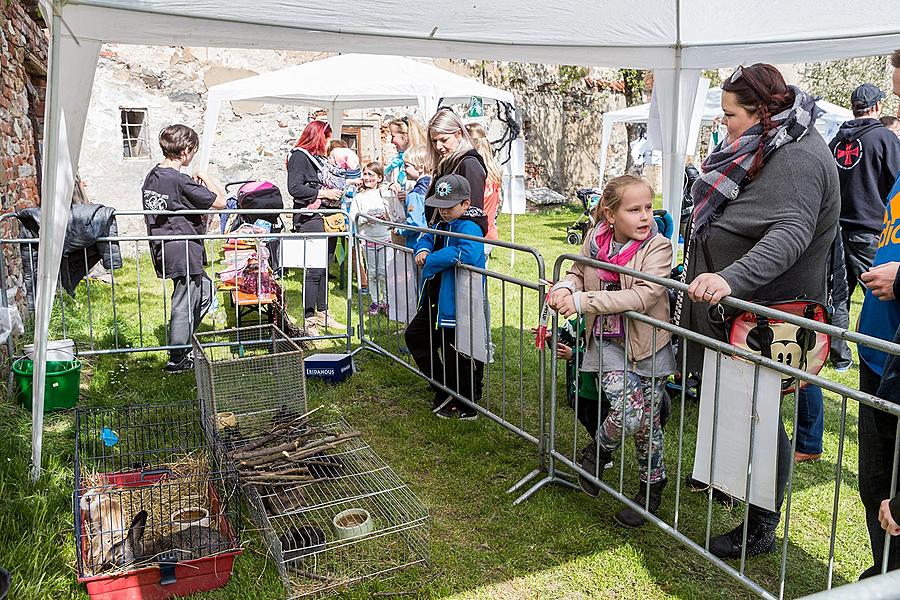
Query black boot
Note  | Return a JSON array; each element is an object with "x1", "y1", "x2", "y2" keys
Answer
[
  {"x1": 709, "y1": 520, "x2": 776, "y2": 559},
  {"x1": 578, "y1": 441, "x2": 611, "y2": 497},
  {"x1": 614, "y1": 478, "x2": 667, "y2": 528}
]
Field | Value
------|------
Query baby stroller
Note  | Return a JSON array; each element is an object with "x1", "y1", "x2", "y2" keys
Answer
[
  {"x1": 565, "y1": 188, "x2": 602, "y2": 245},
  {"x1": 223, "y1": 180, "x2": 286, "y2": 273}
]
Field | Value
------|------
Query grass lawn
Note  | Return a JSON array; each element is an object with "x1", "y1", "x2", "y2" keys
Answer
[{"x1": 0, "y1": 206, "x2": 875, "y2": 599}]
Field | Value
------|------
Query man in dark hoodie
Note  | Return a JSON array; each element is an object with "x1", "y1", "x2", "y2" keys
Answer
[{"x1": 829, "y1": 83, "x2": 900, "y2": 306}]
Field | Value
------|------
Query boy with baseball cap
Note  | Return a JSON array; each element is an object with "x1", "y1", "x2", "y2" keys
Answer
[{"x1": 405, "y1": 174, "x2": 489, "y2": 419}]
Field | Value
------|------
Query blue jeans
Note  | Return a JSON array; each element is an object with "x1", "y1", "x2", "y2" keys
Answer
[{"x1": 796, "y1": 385, "x2": 824, "y2": 455}]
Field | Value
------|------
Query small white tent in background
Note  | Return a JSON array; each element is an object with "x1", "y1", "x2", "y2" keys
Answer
[
  {"x1": 30, "y1": 0, "x2": 900, "y2": 477},
  {"x1": 198, "y1": 53, "x2": 526, "y2": 219},
  {"x1": 598, "y1": 86, "x2": 856, "y2": 191}
]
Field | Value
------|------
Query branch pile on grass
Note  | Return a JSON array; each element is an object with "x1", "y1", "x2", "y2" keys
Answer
[{"x1": 228, "y1": 408, "x2": 359, "y2": 488}]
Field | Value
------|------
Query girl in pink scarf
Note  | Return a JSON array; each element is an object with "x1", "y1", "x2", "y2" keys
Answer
[{"x1": 548, "y1": 174, "x2": 674, "y2": 529}]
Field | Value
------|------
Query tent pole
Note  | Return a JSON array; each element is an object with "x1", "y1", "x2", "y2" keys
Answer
[{"x1": 31, "y1": 6, "x2": 63, "y2": 481}]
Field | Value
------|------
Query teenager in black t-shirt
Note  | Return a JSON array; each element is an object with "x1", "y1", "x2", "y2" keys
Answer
[{"x1": 142, "y1": 124, "x2": 225, "y2": 373}]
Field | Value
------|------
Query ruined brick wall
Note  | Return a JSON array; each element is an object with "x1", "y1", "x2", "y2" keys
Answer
[{"x1": 0, "y1": 0, "x2": 47, "y2": 314}]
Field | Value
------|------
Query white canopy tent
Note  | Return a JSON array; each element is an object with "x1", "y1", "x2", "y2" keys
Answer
[
  {"x1": 31, "y1": 0, "x2": 900, "y2": 477},
  {"x1": 598, "y1": 87, "x2": 856, "y2": 193},
  {"x1": 197, "y1": 52, "x2": 525, "y2": 217}
]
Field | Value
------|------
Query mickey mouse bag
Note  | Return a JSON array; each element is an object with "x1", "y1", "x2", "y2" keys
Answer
[{"x1": 726, "y1": 301, "x2": 830, "y2": 393}]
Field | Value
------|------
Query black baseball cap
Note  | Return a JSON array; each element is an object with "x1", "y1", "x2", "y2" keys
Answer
[
  {"x1": 425, "y1": 174, "x2": 471, "y2": 208},
  {"x1": 851, "y1": 83, "x2": 886, "y2": 111}
]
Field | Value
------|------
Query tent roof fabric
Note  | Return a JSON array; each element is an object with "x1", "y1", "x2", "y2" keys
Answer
[
  {"x1": 206, "y1": 53, "x2": 515, "y2": 108},
  {"x1": 64, "y1": 0, "x2": 900, "y2": 68}
]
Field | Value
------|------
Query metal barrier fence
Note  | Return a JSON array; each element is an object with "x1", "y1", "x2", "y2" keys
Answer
[
  {"x1": 547, "y1": 252, "x2": 900, "y2": 600},
  {"x1": 0, "y1": 209, "x2": 355, "y2": 367},
  {"x1": 11, "y1": 205, "x2": 900, "y2": 597},
  {"x1": 353, "y1": 214, "x2": 552, "y2": 503}
]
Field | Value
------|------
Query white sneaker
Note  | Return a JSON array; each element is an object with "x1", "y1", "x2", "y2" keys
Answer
[
  {"x1": 304, "y1": 317, "x2": 320, "y2": 336},
  {"x1": 315, "y1": 311, "x2": 345, "y2": 330}
]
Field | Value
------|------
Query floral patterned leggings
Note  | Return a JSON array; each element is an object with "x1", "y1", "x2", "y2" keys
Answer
[{"x1": 598, "y1": 370, "x2": 666, "y2": 484}]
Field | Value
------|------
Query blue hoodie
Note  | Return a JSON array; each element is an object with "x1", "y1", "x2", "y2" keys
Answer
[
  {"x1": 414, "y1": 207, "x2": 488, "y2": 328},
  {"x1": 397, "y1": 176, "x2": 430, "y2": 248}
]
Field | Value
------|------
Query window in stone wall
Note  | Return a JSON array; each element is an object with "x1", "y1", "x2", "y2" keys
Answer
[{"x1": 120, "y1": 108, "x2": 150, "y2": 159}]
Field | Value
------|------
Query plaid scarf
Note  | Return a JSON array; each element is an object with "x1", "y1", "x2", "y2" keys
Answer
[{"x1": 690, "y1": 85, "x2": 823, "y2": 241}]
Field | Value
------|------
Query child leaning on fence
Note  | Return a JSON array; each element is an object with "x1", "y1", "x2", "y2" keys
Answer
[
  {"x1": 394, "y1": 145, "x2": 430, "y2": 249},
  {"x1": 548, "y1": 174, "x2": 675, "y2": 528},
  {"x1": 405, "y1": 173, "x2": 489, "y2": 421},
  {"x1": 350, "y1": 162, "x2": 391, "y2": 315},
  {"x1": 142, "y1": 124, "x2": 225, "y2": 374}
]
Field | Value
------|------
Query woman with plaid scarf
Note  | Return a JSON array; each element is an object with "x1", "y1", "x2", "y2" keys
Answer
[{"x1": 679, "y1": 64, "x2": 840, "y2": 560}]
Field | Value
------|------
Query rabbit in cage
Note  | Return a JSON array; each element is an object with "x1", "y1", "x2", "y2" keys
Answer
[
  {"x1": 80, "y1": 487, "x2": 139, "y2": 571},
  {"x1": 127, "y1": 510, "x2": 231, "y2": 562}
]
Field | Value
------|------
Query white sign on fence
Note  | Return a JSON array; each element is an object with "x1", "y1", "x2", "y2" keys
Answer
[
  {"x1": 692, "y1": 348, "x2": 782, "y2": 512},
  {"x1": 281, "y1": 238, "x2": 328, "y2": 269}
]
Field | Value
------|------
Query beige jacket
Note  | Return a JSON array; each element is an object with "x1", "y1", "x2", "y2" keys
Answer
[{"x1": 557, "y1": 231, "x2": 673, "y2": 364}]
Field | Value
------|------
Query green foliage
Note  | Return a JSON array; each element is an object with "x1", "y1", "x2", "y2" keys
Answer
[
  {"x1": 702, "y1": 68, "x2": 723, "y2": 87},
  {"x1": 558, "y1": 64, "x2": 589, "y2": 92},
  {"x1": 804, "y1": 56, "x2": 898, "y2": 115}
]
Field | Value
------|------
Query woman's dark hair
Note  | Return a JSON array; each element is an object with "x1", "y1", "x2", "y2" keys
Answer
[{"x1": 722, "y1": 63, "x2": 795, "y2": 179}]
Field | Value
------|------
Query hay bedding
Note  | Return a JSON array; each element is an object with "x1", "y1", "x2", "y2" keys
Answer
[{"x1": 79, "y1": 452, "x2": 220, "y2": 575}]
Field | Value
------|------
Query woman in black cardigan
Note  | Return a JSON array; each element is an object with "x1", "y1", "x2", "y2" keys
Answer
[
  {"x1": 424, "y1": 108, "x2": 487, "y2": 225},
  {"x1": 286, "y1": 120, "x2": 343, "y2": 331}
]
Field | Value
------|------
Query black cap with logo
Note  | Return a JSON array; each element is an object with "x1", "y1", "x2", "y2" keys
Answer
[{"x1": 424, "y1": 174, "x2": 472, "y2": 208}]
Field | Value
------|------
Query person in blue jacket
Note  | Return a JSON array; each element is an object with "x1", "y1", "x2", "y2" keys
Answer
[
  {"x1": 405, "y1": 173, "x2": 489, "y2": 420},
  {"x1": 394, "y1": 144, "x2": 430, "y2": 249}
]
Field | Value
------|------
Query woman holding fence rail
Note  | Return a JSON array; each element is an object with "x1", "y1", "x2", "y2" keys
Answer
[{"x1": 679, "y1": 64, "x2": 840, "y2": 559}]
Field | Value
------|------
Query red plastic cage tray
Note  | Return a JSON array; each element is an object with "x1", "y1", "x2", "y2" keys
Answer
[{"x1": 76, "y1": 468, "x2": 241, "y2": 600}]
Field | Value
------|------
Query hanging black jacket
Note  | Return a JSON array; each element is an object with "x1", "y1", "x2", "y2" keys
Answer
[
  {"x1": 17, "y1": 204, "x2": 122, "y2": 309},
  {"x1": 828, "y1": 118, "x2": 900, "y2": 234}
]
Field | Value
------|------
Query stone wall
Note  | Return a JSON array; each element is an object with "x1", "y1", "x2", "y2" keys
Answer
[
  {"x1": 0, "y1": 0, "x2": 46, "y2": 311},
  {"x1": 79, "y1": 47, "x2": 394, "y2": 233}
]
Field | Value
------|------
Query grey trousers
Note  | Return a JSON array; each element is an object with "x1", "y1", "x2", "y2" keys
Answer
[{"x1": 169, "y1": 272, "x2": 213, "y2": 359}]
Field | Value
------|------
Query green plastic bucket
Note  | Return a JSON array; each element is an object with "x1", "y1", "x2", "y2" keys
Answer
[{"x1": 12, "y1": 357, "x2": 82, "y2": 412}]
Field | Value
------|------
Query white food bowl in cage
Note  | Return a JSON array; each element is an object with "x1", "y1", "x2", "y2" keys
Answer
[
  {"x1": 171, "y1": 506, "x2": 210, "y2": 531},
  {"x1": 332, "y1": 508, "x2": 374, "y2": 540}
]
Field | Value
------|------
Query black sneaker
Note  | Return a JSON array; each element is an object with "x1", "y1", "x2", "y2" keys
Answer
[
  {"x1": 432, "y1": 397, "x2": 454, "y2": 419},
  {"x1": 456, "y1": 401, "x2": 478, "y2": 421},
  {"x1": 164, "y1": 354, "x2": 193, "y2": 374},
  {"x1": 709, "y1": 521, "x2": 776, "y2": 560}
]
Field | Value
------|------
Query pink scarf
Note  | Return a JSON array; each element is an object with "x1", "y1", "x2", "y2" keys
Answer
[{"x1": 592, "y1": 221, "x2": 651, "y2": 282}]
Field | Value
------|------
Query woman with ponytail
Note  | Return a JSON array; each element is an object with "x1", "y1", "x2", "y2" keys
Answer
[{"x1": 679, "y1": 64, "x2": 840, "y2": 560}]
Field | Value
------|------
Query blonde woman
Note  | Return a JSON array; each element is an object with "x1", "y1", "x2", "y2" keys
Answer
[
  {"x1": 465, "y1": 123, "x2": 502, "y2": 241},
  {"x1": 386, "y1": 116, "x2": 426, "y2": 193},
  {"x1": 425, "y1": 108, "x2": 486, "y2": 223}
]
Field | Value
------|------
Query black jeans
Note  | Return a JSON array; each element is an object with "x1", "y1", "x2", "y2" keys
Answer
[
  {"x1": 858, "y1": 359, "x2": 900, "y2": 576},
  {"x1": 842, "y1": 229, "x2": 878, "y2": 309},
  {"x1": 168, "y1": 273, "x2": 213, "y2": 360},
  {"x1": 404, "y1": 281, "x2": 484, "y2": 404},
  {"x1": 297, "y1": 217, "x2": 328, "y2": 318},
  {"x1": 748, "y1": 409, "x2": 793, "y2": 530}
]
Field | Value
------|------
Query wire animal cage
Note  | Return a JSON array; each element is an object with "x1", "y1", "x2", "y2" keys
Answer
[
  {"x1": 193, "y1": 324, "x2": 307, "y2": 449},
  {"x1": 74, "y1": 402, "x2": 242, "y2": 600},
  {"x1": 227, "y1": 414, "x2": 429, "y2": 598}
]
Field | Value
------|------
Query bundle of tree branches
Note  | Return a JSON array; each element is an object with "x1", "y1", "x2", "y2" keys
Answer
[{"x1": 228, "y1": 408, "x2": 359, "y2": 487}]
